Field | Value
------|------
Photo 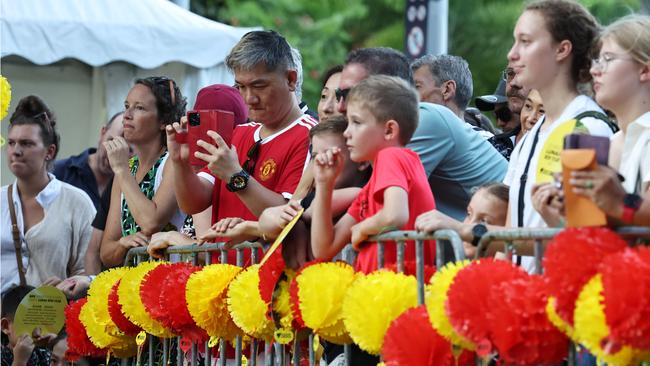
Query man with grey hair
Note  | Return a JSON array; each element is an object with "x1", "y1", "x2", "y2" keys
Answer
[
  {"x1": 412, "y1": 54, "x2": 496, "y2": 137},
  {"x1": 155, "y1": 30, "x2": 317, "y2": 261}
]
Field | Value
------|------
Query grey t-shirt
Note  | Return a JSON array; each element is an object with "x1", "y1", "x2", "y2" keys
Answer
[{"x1": 407, "y1": 103, "x2": 508, "y2": 221}]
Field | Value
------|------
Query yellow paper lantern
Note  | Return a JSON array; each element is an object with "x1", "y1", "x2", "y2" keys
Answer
[
  {"x1": 342, "y1": 270, "x2": 418, "y2": 355},
  {"x1": 227, "y1": 264, "x2": 274, "y2": 341},
  {"x1": 425, "y1": 260, "x2": 474, "y2": 350},
  {"x1": 118, "y1": 261, "x2": 174, "y2": 338},
  {"x1": 574, "y1": 274, "x2": 649, "y2": 366},
  {"x1": 186, "y1": 264, "x2": 242, "y2": 342}
]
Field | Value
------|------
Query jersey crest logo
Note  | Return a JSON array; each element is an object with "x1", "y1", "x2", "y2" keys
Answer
[{"x1": 259, "y1": 158, "x2": 277, "y2": 181}]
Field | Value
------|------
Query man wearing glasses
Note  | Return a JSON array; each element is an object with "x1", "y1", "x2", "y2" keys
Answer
[{"x1": 155, "y1": 31, "x2": 316, "y2": 261}]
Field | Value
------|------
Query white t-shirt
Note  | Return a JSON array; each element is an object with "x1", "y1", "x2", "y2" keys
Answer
[
  {"x1": 620, "y1": 111, "x2": 650, "y2": 194},
  {"x1": 504, "y1": 95, "x2": 615, "y2": 271}
]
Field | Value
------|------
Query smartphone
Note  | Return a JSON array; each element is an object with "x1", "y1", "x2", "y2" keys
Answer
[
  {"x1": 185, "y1": 110, "x2": 235, "y2": 167},
  {"x1": 563, "y1": 134, "x2": 610, "y2": 165}
]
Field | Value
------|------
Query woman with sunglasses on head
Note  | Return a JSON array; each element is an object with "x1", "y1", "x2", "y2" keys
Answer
[
  {"x1": 568, "y1": 14, "x2": 650, "y2": 227},
  {"x1": 99, "y1": 77, "x2": 187, "y2": 267},
  {"x1": 1, "y1": 96, "x2": 95, "y2": 294}
]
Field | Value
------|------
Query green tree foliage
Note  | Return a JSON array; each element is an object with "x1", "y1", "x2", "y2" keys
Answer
[{"x1": 191, "y1": 0, "x2": 640, "y2": 110}]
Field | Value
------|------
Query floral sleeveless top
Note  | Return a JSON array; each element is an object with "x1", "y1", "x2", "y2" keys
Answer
[{"x1": 121, "y1": 151, "x2": 177, "y2": 236}]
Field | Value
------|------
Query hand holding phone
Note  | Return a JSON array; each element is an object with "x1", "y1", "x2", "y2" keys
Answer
[{"x1": 175, "y1": 110, "x2": 235, "y2": 166}]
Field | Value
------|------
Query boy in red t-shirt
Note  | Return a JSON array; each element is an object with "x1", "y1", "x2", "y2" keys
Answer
[{"x1": 311, "y1": 75, "x2": 436, "y2": 273}]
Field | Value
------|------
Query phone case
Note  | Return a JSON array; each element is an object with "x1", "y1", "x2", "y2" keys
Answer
[
  {"x1": 561, "y1": 149, "x2": 607, "y2": 227},
  {"x1": 187, "y1": 109, "x2": 235, "y2": 167}
]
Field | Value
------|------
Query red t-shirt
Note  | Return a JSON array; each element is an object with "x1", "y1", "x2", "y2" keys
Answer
[
  {"x1": 346, "y1": 147, "x2": 436, "y2": 273},
  {"x1": 198, "y1": 114, "x2": 317, "y2": 264}
]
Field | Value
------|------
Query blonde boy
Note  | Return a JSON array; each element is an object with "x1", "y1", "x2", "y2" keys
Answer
[{"x1": 311, "y1": 75, "x2": 436, "y2": 273}]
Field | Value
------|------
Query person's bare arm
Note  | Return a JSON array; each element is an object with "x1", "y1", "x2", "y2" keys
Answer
[{"x1": 84, "y1": 228, "x2": 103, "y2": 275}]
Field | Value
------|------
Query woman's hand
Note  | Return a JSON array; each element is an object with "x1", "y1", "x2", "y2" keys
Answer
[
  {"x1": 166, "y1": 117, "x2": 191, "y2": 164},
  {"x1": 147, "y1": 231, "x2": 194, "y2": 259},
  {"x1": 570, "y1": 166, "x2": 627, "y2": 218},
  {"x1": 117, "y1": 232, "x2": 150, "y2": 249},
  {"x1": 104, "y1": 136, "x2": 131, "y2": 176},
  {"x1": 531, "y1": 183, "x2": 565, "y2": 227}
]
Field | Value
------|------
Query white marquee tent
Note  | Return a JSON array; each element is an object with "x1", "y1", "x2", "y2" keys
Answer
[{"x1": 0, "y1": 0, "x2": 255, "y2": 184}]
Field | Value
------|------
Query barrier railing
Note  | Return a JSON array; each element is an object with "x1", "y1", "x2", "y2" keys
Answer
[{"x1": 120, "y1": 226, "x2": 650, "y2": 366}]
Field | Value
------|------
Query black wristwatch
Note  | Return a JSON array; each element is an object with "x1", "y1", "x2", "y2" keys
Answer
[
  {"x1": 226, "y1": 170, "x2": 250, "y2": 192},
  {"x1": 471, "y1": 223, "x2": 488, "y2": 247}
]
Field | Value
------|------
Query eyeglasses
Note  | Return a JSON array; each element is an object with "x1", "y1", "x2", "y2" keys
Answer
[
  {"x1": 502, "y1": 68, "x2": 516, "y2": 82},
  {"x1": 591, "y1": 53, "x2": 635, "y2": 73},
  {"x1": 335, "y1": 87, "x2": 350, "y2": 102},
  {"x1": 242, "y1": 139, "x2": 262, "y2": 175}
]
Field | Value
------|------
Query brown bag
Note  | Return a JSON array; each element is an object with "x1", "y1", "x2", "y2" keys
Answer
[
  {"x1": 561, "y1": 149, "x2": 607, "y2": 227},
  {"x1": 7, "y1": 184, "x2": 27, "y2": 286}
]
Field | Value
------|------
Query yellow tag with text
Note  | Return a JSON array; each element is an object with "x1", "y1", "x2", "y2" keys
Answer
[
  {"x1": 241, "y1": 355, "x2": 248, "y2": 366},
  {"x1": 136, "y1": 331, "x2": 147, "y2": 346},
  {"x1": 208, "y1": 336, "x2": 219, "y2": 348},
  {"x1": 260, "y1": 208, "x2": 304, "y2": 265},
  {"x1": 313, "y1": 334, "x2": 320, "y2": 351},
  {"x1": 274, "y1": 329, "x2": 294, "y2": 344},
  {"x1": 535, "y1": 119, "x2": 578, "y2": 184}
]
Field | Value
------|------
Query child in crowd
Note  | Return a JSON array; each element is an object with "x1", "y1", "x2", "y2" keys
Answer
[
  {"x1": 311, "y1": 75, "x2": 436, "y2": 273},
  {"x1": 1, "y1": 286, "x2": 55, "y2": 366},
  {"x1": 415, "y1": 183, "x2": 510, "y2": 258}
]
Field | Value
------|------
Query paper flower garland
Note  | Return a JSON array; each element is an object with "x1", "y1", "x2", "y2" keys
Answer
[
  {"x1": 384, "y1": 261, "x2": 436, "y2": 283},
  {"x1": 342, "y1": 270, "x2": 418, "y2": 355},
  {"x1": 0, "y1": 75, "x2": 11, "y2": 121},
  {"x1": 65, "y1": 298, "x2": 106, "y2": 361},
  {"x1": 118, "y1": 261, "x2": 174, "y2": 338},
  {"x1": 108, "y1": 279, "x2": 141, "y2": 336},
  {"x1": 601, "y1": 247, "x2": 650, "y2": 350},
  {"x1": 543, "y1": 227, "x2": 626, "y2": 334},
  {"x1": 446, "y1": 259, "x2": 528, "y2": 356},
  {"x1": 81, "y1": 268, "x2": 135, "y2": 355},
  {"x1": 290, "y1": 261, "x2": 356, "y2": 333},
  {"x1": 573, "y1": 274, "x2": 648, "y2": 366},
  {"x1": 158, "y1": 263, "x2": 206, "y2": 342},
  {"x1": 382, "y1": 305, "x2": 475, "y2": 366},
  {"x1": 487, "y1": 275, "x2": 568, "y2": 365},
  {"x1": 140, "y1": 263, "x2": 173, "y2": 323},
  {"x1": 227, "y1": 264, "x2": 275, "y2": 341},
  {"x1": 186, "y1": 264, "x2": 242, "y2": 342},
  {"x1": 425, "y1": 260, "x2": 474, "y2": 350}
]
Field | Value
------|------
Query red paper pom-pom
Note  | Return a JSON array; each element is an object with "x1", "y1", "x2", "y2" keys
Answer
[
  {"x1": 384, "y1": 261, "x2": 436, "y2": 283},
  {"x1": 382, "y1": 305, "x2": 475, "y2": 366},
  {"x1": 543, "y1": 227, "x2": 626, "y2": 326},
  {"x1": 600, "y1": 247, "x2": 650, "y2": 350},
  {"x1": 108, "y1": 280, "x2": 141, "y2": 336},
  {"x1": 488, "y1": 275, "x2": 568, "y2": 365},
  {"x1": 447, "y1": 259, "x2": 528, "y2": 353},
  {"x1": 65, "y1": 298, "x2": 106, "y2": 361},
  {"x1": 140, "y1": 263, "x2": 174, "y2": 322},
  {"x1": 159, "y1": 263, "x2": 207, "y2": 342}
]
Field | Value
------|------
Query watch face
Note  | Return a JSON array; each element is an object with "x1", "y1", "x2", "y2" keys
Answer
[
  {"x1": 232, "y1": 176, "x2": 246, "y2": 189},
  {"x1": 472, "y1": 224, "x2": 488, "y2": 237}
]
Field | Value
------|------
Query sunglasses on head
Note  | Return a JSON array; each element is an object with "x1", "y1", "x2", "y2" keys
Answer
[
  {"x1": 242, "y1": 139, "x2": 262, "y2": 175},
  {"x1": 335, "y1": 87, "x2": 350, "y2": 102},
  {"x1": 149, "y1": 76, "x2": 177, "y2": 106}
]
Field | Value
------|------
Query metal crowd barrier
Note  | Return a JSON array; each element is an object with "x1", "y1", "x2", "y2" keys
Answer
[{"x1": 119, "y1": 226, "x2": 650, "y2": 366}]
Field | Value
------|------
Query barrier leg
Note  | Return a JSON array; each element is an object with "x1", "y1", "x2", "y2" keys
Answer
[
  {"x1": 377, "y1": 242, "x2": 384, "y2": 269},
  {"x1": 396, "y1": 241, "x2": 405, "y2": 273},
  {"x1": 416, "y1": 239, "x2": 425, "y2": 305}
]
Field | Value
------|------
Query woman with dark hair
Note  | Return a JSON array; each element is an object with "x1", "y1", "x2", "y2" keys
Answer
[
  {"x1": 1, "y1": 96, "x2": 95, "y2": 294},
  {"x1": 317, "y1": 65, "x2": 343, "y2": 121},
  {"x1": 99, "y1": 76, "x2": 188, "y2": 267}
]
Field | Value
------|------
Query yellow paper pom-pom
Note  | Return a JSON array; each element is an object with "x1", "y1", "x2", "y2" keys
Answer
[
  {"x1": 186, "y1": 264, "x2": 242, "y2": 342},
  {"x1": 79, "y1": 293, "x2": 135, "y2": 358},
  {"x1": 425, "y1": 260, "x2": 474, "y2": 350},
  {"x1": 546, "y1": 296, "x2": 575, "y2": 339},
  {"x1": 342, "y1": 270, "x2": 418, "y2": 355},
  {"x1": 574, "y1": 274, "x2": 648, "y2": 366},
  {"x1": 118, "y1": 261, "x2": 174, "y2": 338},
  {"x1": 273, "y1": 269, "x2": 296, "y2": 330},
  {"x1": 227, "y1": 264, "x2": 274, "y2": 341},
  {"x1": 85, "y1": 268, "x2": 131, "y2": 344},
  {"x1": 318, "y1": 318, "x2": 353, "y2": 345},
  {"x1": 0, "y1": 75, "x2": 11, "y2": 121},
  {"x1": 296, "y1": 262, "x2": 356, "y2": 332}
]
